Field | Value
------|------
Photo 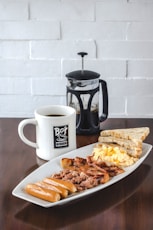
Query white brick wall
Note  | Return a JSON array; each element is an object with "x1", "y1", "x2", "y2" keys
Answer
[{"x1": 0, "y1": 0, "x2": 153, "y2": 118}]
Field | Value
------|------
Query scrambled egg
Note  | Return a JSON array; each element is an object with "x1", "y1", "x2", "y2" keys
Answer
[{"x1": 92, "y1": 144, "x2": 138, "y2": 167}]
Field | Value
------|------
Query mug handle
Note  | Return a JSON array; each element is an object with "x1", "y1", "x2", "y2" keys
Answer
[
  {"x1": 99, "y1": 79, "x2": 108, "y2": 122},
  {"x1": 18, "y1": 119, "x2": 38, "y2": 148}
]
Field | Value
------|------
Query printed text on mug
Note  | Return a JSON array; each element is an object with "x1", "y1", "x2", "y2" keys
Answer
[{"x1": 53, "y1": 125, "x2": 69, "y2": 148}]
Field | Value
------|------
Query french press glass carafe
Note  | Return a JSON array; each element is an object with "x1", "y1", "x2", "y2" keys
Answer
[{"x1": 66, "y1": 52, "x2": 108, "y2": 135}]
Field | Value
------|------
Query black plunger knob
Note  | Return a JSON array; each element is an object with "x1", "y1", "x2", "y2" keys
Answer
[{"x1": 77, "y1": 52, "x2": 88, "y2": 58}]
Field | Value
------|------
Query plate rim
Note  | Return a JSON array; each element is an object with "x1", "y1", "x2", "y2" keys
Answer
[{"x1": 12, "y1": 142, "x2": 152, "y2": 208}]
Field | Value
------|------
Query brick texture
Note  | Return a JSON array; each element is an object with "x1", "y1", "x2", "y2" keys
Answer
[{"x1": 0, "y1": 0, "x2": 153, "y2": 118}]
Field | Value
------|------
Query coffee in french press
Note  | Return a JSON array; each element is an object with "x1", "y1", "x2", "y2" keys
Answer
[{"x1": 66, "y1": 52, "x2": 108, "y2": 135}]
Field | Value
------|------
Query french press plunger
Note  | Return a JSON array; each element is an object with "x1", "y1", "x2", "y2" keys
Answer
[{"x1": 66, "y1": 52, "x2": 108, "y2": 135}]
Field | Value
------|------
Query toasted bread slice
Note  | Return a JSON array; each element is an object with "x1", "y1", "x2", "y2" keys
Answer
[
  {"x1": 98, "y1": 136, "x2": 142, "y2": 149},
  {"x1": 126, "y1": 147, "x2": 142, "y2": 157},
  {"x1": 98, "y1": 127, "x2": 150, "y2": 158},
  {"x1": 100, "y1": 127, "x2": 150, "y2": 142}
]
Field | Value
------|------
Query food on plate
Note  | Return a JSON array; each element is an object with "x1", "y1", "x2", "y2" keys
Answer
[
  {"x1": 98, "y1": 127, "x2": 150, "y2": 158},
  {"x1": 91, "y1": 143, "x2": 138, "y2": 167},
  {"x1": 61, "y1": 156, "x2": 124, "y2": 176},
  {"x1": 24, "y1": 127, "x2": 150, "y2": 203},
  {"x1": 100, "y1": 127, "x2": 149, "y2": 141},
  {"x1": 54, "y1": 156, "x2": 123, "y2": 191},
  {"x1": 25, "y1": 156, "x2": 124, "y2": 201},
  {"x1": 36, "y1": 181, "x2": 68, "y2": 198},
  {"x1": 25, "y1": 178, "x2": 76, "y2": 202},
  {"x1": 43, "y1": 178, "x2": 77, "y2": 193},
  {"x1": 25, "y1": 183, "x2": 61, "y2": 202},
  {"x1": 98, "y1": 138, "x2": 142, "y2": 157}
]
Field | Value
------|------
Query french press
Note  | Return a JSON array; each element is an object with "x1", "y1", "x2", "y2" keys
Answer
[{"x1": 66, "y1": 52, "x2": 108, "y2": 135}]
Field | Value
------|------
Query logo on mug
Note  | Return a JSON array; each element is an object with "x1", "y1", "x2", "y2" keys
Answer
[{"x1": 53, "y1": 125, "x2": 69, "y2": 148}]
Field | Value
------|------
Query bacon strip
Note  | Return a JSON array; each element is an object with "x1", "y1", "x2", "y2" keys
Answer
[{"x1": 52, "y1": 157, "x2": 124, "y2": 192}]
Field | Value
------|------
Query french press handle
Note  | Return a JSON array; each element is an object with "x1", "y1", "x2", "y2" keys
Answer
[{"x1": 99, "y1": 79, "x2": 108, "y2": 122}]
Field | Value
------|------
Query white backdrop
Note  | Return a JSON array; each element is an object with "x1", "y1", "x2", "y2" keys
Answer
[{"x1": 0, "y1": 0, "x2": 153, "y2": 118}]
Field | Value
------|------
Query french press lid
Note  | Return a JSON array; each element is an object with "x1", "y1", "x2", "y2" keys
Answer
[{"x1": 66, "y1": 52, "x2": 100, "y2": 81}]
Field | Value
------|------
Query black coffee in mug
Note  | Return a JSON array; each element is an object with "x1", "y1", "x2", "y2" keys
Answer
[{"x1": 46, "y1": 114, "x2": 65, "y2": 117}]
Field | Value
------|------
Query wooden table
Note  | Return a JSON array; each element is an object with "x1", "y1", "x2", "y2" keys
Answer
[{"x1": 1, "y1": 118, "x2": 153, "y2": 230}]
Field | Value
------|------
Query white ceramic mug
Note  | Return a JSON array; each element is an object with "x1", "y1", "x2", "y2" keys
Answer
[{"x1": 18, "y1": 105, "x2": 76, "y2": 161}]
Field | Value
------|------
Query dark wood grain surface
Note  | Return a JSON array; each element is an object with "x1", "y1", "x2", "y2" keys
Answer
[{"x1": 0, "y1": 118, "x2": 153, "y2": 230}]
